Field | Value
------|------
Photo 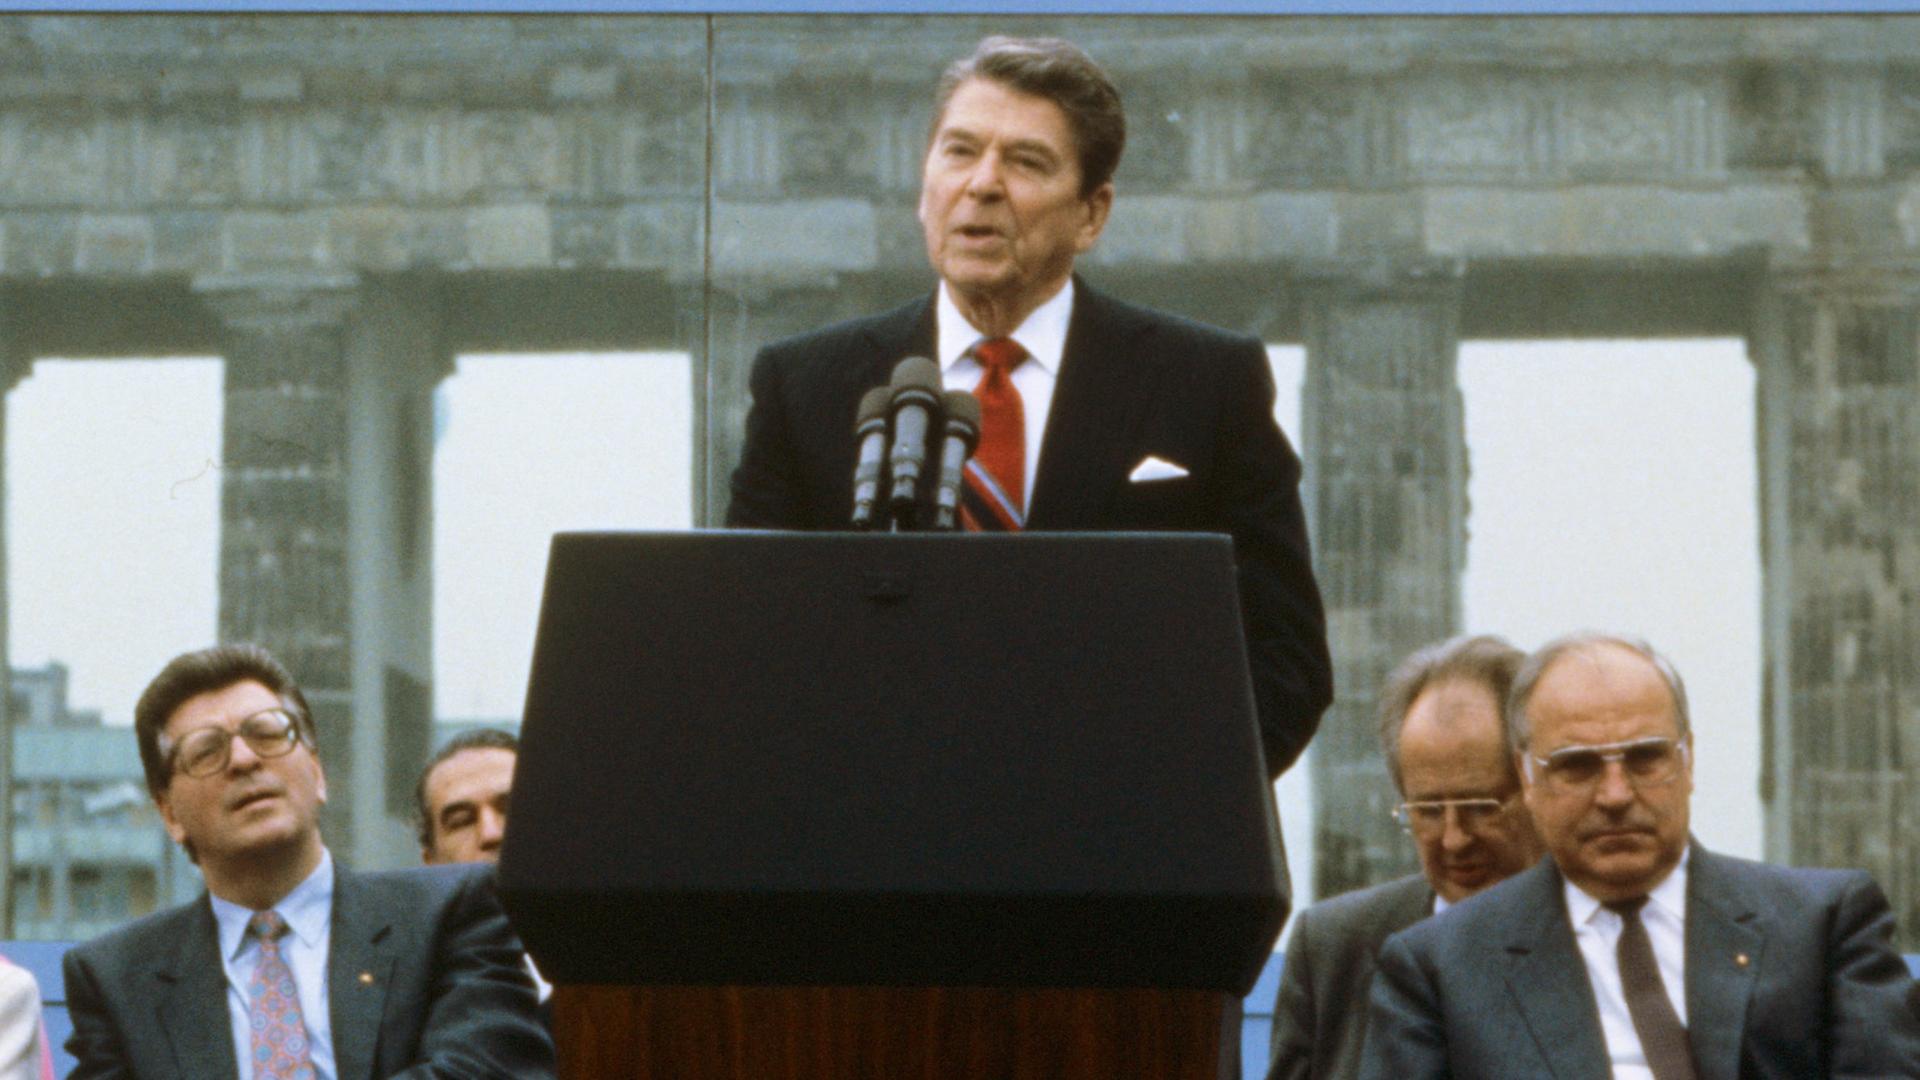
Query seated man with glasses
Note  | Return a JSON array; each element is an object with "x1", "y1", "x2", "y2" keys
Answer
[
  {"x1": 1268, "y1": 634, "x2": 1542, "y2": 1080},
  {"x1": 1361, "y1": 631, "x2": 1920, "y2": 1079},
  {"x1": 61, "y1": 644, "x2": 555, "y2": 1080}
]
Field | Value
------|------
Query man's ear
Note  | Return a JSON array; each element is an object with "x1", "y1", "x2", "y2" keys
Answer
[
  {"x1": 156, "y1": 791, "x2": 187, "y2": 847},
  {"x1": 1075, "y1": 182, "x2": 1115, "y2": 253}
]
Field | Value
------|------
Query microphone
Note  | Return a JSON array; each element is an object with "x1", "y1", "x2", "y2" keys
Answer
[
  {"x1": 932, "y1": 391, "x2": 981, "y2": 531},
  {"x1": 849, "y1": 385, "x2": 893, "y2": 530},
  {"x1": 885, "y1": 356, "x2": 942, "y2": 529}
]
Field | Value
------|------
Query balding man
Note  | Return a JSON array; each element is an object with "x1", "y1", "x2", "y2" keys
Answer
[
  {"x1": 1360, "y1": 632, "x2": 1920, "y2": 1078},
  {"x1": 1267, "y1": 635, "x2": 1542, "y2": 1080}
]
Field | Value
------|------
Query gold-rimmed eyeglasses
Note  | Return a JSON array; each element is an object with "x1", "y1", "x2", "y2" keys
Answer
[
  {"x1": 163, "y1": 708, "x2": 304, "y2": 778},
  {"x1": 1390, "y1": 795, "x2": 1518, "y2": 837},
  {"x1": 1523, "y1": 736, "x2": 1688, "y2": 796}
]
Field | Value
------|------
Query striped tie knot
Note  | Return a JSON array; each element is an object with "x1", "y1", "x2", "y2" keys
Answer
[
  {"x1": 973, "y1": 337, "x2": 1027, "y2": 374},
  {"x1": 249, "y1": 910, "x2": 290, "y2": 942}
]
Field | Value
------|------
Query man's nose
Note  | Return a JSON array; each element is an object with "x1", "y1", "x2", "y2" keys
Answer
[
  {"x1": 225, "y1": 732, "x2": 264, "y2": 772},
  {"x1": 1593, "y1": 760, "x2": 1636, "y2": 808},
  {"x1": 478, "y1": 807, "x2": 507, "y2": 849},
  {"x1": 964, "y1": 151, "x2": 1006, "y2": 196},
  {"x1": 1440, "y1": 809, "x2": 1475, "y2": 853}
]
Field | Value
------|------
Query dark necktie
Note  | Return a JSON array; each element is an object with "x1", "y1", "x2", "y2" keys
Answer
[
  {"x1": 247, "y1": 910, "x2": 317, "y2": 1080},
  {"x1": 1604, "y1": 896, "x2": 1697, "y2": 1080},
  {"x1": 961, "y1": 337, "x2": 1027, "y2": 531}
]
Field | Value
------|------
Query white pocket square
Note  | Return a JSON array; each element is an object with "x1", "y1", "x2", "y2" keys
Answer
[{"x1": 1128, "y1": 455, "x2": 1189, "y2": 482}]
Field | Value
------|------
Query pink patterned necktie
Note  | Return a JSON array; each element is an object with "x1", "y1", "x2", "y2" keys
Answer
[
  {"x1": 247, "y1": 911, "x2": 317, "y2": 1080},
  {"x1": 962, "y1": 337, "x2": 1028, "y2": 531}
]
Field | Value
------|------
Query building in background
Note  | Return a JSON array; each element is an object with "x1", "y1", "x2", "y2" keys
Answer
[{"x1": 8, "y1": 664, "x2": 197, "y2": 940}]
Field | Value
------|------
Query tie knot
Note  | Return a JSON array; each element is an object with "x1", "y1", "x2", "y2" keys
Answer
[
  {"x1": 973, "y1": 338, "x2": 1026, "y2": 374},
  {"x1": 1604, "y1": 895, "x2": 1651, "y2": 919},
  {"x1": 249, "y1": 910, "x2": 290, "y2": 942}
]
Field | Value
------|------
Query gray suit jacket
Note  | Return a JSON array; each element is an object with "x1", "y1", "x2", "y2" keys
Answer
[
  {"x1": 1267, "y1": 874, "x2": 1432, "y2": 1080},
  {"x1": 725, "y1": 279, "x2": 1333, "y2": 777},
  {"x1": 62, "y1": 861, "x2": 555, "y2": 1080},
  {"x1": 1359, "y1": 846, "x2": 1920, "y2": 1079}
]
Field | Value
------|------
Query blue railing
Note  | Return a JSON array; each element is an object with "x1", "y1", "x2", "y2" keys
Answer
[{"x1": 10, "y1": 941, "x2": 1920, "y2": 1080}]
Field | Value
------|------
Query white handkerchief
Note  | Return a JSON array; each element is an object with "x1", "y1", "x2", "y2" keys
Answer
[{"x1": 1128, "y1": 455, "x2": 1189, "y2": 482}]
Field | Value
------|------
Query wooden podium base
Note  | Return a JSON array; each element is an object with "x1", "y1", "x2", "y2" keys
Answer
[{"x1": 553, "y1": 984, "x2": 1240, "y2": 1079}]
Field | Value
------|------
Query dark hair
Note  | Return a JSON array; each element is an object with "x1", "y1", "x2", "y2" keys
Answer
[
  {"x1": 414, "y1": 727, "x2": 520, "y2": 851},
  {"x1": 931, "y1": 35, "x2": 1126, "y2": 197},
  {"x1": 1377, "y1": 634, "x2": 1526, "y2": 796},
  {"x1": 1507, "y1": 631, "x2": 1691, "y2": 752},
  {"x1": 134, "y1": 643, "x2": 315, "y2": 799}
]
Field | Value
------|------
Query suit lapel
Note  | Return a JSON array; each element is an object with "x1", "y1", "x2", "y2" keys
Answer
[
  {"x1": 1500, "y1": 864, "x2": 1613, "y2": 1080},
  {"x1": 1028, "y1": 282, "x2": 1159, "y2": 528},
  {"x1": 1682, "y1": 848, "x2": 1762, "y2": 1080},
  {"x1": 855, "y1": 294, "x2": 936, "y2": 396},
  {"x1": 154, "y1": 897, "x2": 240, "y2": 1080},
  {"x1": 327, "y1": 868, "x2": 397, "y2": 1080}
]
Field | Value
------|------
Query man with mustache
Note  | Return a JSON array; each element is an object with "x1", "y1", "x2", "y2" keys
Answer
[
  {"x1": 1267, "y1": 634, "x2": 1542, "y2": 1080},
  {"x1": 1359, "y1": 632, "x2": 1920, "y2": 1078},
  {"x1": 725, "y1": 34, "x2": 1332, "y2": 779},
  {"x1": 61, "y1": 644, "x2": 554, "y2": 1079}
]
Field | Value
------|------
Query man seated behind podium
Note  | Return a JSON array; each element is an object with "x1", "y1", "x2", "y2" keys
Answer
[
  {"x1": 415, "y1": 728, "x2": 551, "y2": 1007},
  {"x1": 62, "y1": 644, "x2": 554, "y2": 1080},
  {"x1": 1359, "y1": 632, "x2": 1920, "y2": 1078},
  {"x1": 1267, "y1": 634, "x2": 1542, "y2": 1080},
  {"x1": 725, "y1": 34, "x2": 1332, "y2": 778}
]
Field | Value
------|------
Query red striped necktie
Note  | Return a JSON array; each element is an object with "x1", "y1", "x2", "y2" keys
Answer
[{"x1": 962, "y1": 337, "x2": 1027, "y2": 531}]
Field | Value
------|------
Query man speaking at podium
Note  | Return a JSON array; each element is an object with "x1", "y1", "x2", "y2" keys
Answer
[{"x1": 726, "y1": 35, "x2": 1332, "y2": 777}]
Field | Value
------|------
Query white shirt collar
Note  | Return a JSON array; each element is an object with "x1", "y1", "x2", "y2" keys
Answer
[
  {"x1": 213, "y1": 847, "x2": 335, "y2": 961},
  {"x1": 933, "y1": 277, "x2": 1074, "y2": 377},
  {"x1": 1564, "y1": 843, "x2": 1690, "y2": 928}
]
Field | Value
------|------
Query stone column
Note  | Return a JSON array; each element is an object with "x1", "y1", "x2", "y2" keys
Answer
[
  {"x1": 341, "y1": 282, "x2": 447, "y2": 868},
  {"x1": 1752, "y1": 268, "x2": 1920, "y2": 948},
  {"x1": 1299, "y1": 261, "x2": 1467, "y2": 898},
  {"x1": 198, "y1": 275, "x2": 365, "y2": 861}
]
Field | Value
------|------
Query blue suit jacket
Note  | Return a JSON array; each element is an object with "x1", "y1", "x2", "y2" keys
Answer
[
  {"x1": 724, "y1": 279, "x2": 1333, "y2": 776},
  {"x1": 1359, "y1": 846, "x2": 1920, "y2": 1079},
  {"x1": 61, "y1": 862, "x2": 555, "y2": 1080}
]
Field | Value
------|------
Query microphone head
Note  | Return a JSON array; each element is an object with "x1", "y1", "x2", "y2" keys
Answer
[
  {"x1": 942, "y1": 390, "x2": 981, "y2": 447},
  {"x1": 856, "y1": 385, "x2": 892, "y2": 425},
  {"x1": 890, "y1": 355, "x2": 941, "y2": 392}
]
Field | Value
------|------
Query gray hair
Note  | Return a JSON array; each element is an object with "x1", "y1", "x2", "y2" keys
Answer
[
  {"x1": 1507, "y1": 631, "x2": 1691, "y2": 752},
  {"x1": 1377, "y1": 634, "x2": 1526, "y2": 796}
]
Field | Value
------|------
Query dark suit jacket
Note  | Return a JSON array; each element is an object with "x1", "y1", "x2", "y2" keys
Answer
[
  {"x1": 61, "y1": 861, "x2": 555, "y2": 1080},
  {"x1": 1358, "y1": 847, "x2": 1920, "y2": 1079},
  {"x1": 725, "y1": 280, "x2": 1333, "y2": 776},
  {"x1": 1268, "y1": 873, "x2": 1432, "y2": 1080}
]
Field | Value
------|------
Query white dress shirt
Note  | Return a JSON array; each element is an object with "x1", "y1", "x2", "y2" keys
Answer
[
  {"x1": 1565, "y1": 847, "x2": 1691, "y2": 1080},
  {"x1": 933, "y1": 277, "x2": 1075, "y2": 514},
  {"x1": 211, "y1": 849, "x2": 338, "y2": 1080}
]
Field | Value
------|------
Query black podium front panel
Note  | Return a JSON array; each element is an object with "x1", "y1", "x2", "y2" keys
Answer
[{"x1": 500, "y1": 531, "x2": 1286, "y2": 993}]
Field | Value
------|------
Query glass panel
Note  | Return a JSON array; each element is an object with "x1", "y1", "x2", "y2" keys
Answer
[
  {"x1": 5, "y1": 357, "x2": 221, "y2": 937},
  {"x1": 432, "y1": 352, "x2": 693, "y2": 729},
  {"x1": 1460, "y1": 339, "x2": 1760, "y2": 859}
]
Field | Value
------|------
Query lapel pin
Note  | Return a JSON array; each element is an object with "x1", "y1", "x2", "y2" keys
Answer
[
  {"x1": 1734, "y1": 953, "x2": 1750, "y2": 967},
  {"x1": 358, "y1": 971, "x2": 375, "y2": 985}
]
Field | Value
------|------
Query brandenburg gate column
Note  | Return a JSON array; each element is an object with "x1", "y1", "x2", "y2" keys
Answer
[
  {"x1": 1752, "y1": 265, "x2": 1920, "y2": 948},
  {"x1": 199, "y1": 274, "x2": 445, "y2": 869},
  {"x1": 1299, "y1": 261, "x2": 1468, "y2": 898}
]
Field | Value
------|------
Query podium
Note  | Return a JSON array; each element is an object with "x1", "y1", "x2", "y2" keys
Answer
[{"x1": 499, "y1": 531, "x2": 1289, "y2": 1079}]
